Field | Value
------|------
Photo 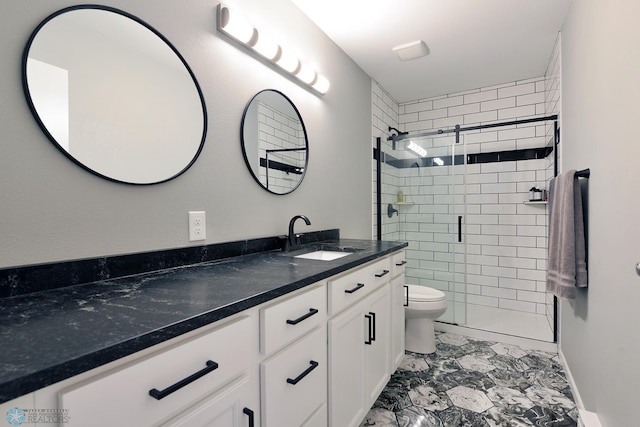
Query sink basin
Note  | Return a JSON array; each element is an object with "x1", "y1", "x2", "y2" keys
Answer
[{"x1": 294, "y1": 250, "x2": 353, "y2": 261}]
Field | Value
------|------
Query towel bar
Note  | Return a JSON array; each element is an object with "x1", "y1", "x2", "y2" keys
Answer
[{"x1": 575, "y1": 169, "x2": 590, "y2": 178}]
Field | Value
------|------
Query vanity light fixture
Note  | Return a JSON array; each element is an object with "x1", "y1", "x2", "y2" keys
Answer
[
  {"x1": 407, "y1": 141, "x2": 427, "y2": 157},
  {"x1": 217, "y1": 3, "x2": 330, "y2": 95}
]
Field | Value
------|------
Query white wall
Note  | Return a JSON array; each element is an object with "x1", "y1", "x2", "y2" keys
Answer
[
  {"x1": 0, "y1": 0, "x2": 373, "y2": 268},
  {"x1": 560, "y1": 0, "x2": 640, "y2": 425}
]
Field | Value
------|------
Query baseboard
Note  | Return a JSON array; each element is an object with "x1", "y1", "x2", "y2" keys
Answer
[
  {"x1": 558, "y1": 349, "x2": 602, "y2": 427},
  {"x1": 435, "y1": 322, "x2": 558, "y2": 353}
]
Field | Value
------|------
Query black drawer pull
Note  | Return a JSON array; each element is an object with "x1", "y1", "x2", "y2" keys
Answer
[
  {"x1": 243, "y1": 408, "x2": 254, "y2": 427},
  {"x1": 375, "y1": 270, "x2": 390, "y2": 278},
  {"x1": 396, "y1": 260, "x2": 407, "y2": 266},
  {"x1": 286, "y1": 360, "x2": 319, "y2": 385},
  {"x1": 365, "y1": 313, "x2": 373, "y2": 345},
  {"x1": 286, "y1": 308, "x2": 319, "y2": 325},
  {"x1": 345, "y1": 283, "x2": 365, "y2": 294},
  {"x1": 149, "y1": 360, "x2": 218, "y2": 400}
]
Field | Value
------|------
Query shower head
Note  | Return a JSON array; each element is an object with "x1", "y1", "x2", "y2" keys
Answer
[{"x1": 388, "y1": 126, "x2": 409, "y2": 137}]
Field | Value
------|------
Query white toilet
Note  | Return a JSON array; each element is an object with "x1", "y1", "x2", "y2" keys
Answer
[{"x1": 405, "y1": 284, "x2": 448, "y2": 354}]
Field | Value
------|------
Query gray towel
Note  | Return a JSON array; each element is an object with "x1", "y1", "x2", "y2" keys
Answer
[{"x1": 546, "y1": 170, "x2": 588, "y2": 300}]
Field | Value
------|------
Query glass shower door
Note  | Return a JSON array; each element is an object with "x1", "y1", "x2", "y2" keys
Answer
[{"x1": 395, "y1": 134, "x2": 466, "y2": 326}]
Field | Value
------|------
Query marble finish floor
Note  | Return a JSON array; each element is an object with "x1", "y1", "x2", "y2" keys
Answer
[{"x1": 362, "y1": 332, "x2": 578, "y2": 426}]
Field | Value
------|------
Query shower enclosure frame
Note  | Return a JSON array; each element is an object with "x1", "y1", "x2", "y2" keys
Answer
[{"x1": 375, "y1": 114, "x2": 560, "y2": 342}]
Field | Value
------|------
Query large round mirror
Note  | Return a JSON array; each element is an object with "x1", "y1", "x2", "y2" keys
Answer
[
  {"x1": 241, "y1": 90, "x2": 308, "y2": 195},
  {"x1": 22, "y1": 5, "x2": 207, "y2": 185}
]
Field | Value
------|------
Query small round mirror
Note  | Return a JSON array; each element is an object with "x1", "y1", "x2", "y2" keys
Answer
[
  {"x1": 22, "y1": 5, "x2": 207, "y2": 184},
  {"x1": 241, "y1": 90, "x2": 308, "y2": 195}
]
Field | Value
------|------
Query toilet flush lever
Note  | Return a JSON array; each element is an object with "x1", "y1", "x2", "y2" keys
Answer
[{"x1": 636, "y1": 262, "x2": 640, "y2": 276}]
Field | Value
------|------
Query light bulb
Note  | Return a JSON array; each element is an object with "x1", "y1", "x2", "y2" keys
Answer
[
  {"x1": 219, "y1": 6, "x2": 255, "y2": 44},
  {"x1": 312, "y1": 73, "x2": 330, "y2": 94}
]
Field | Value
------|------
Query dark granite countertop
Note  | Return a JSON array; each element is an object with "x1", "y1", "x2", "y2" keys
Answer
[{"x1": 0, "y1": 238, "x2": 406, "y2": 403}]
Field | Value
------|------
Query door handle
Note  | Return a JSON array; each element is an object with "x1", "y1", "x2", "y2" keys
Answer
[
  {"x1": 458, "y1": 215, "x2": 462, "y2": 243},
  {"x1": 243, "y1": 408, "x2": 254, "y2": 427}
]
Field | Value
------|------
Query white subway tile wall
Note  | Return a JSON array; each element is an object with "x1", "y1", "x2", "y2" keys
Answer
[
  {"x1": 399, "y1": 75, "x2": 554, "y2": 327},
  {"x1": 371, "y1": 64, "x2": 560, "y2": 339},
  {"x1": 257, "y1": 101, "x2": 306, "y2": 194}
]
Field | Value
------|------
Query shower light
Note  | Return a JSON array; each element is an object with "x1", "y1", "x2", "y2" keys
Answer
[
  {"x1": 407, "y1": 141, "x2": 427, "y2": 157},
  {"x1": 216, "y1": 3, "x2": 329, "y2": 95}
]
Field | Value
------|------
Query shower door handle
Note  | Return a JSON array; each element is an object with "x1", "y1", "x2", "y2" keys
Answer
[{"x1": 457, "y1": 216, "x2": 462, "y2": 242}]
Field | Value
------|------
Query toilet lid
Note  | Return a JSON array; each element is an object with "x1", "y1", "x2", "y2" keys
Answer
[{"x1": 407, "y1": 285, "x2": 446, "y2": 302}]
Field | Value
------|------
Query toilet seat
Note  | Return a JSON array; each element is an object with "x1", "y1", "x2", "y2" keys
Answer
[{"x1": 407, "y1": 284, "x2": 446, "y2": 302}]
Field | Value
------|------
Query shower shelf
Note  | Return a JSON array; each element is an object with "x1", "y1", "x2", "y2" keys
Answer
[{"x1": 523, "y1": 201, "x2": 548, "y2": 205}]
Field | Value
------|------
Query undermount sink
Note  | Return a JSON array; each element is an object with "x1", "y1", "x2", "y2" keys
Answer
[{"x1": 294, "y1": 250, "x2": 353, "y2": 261}]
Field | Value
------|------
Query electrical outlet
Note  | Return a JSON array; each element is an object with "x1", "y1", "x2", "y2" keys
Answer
[{"x1": 188, "y1": 211, "x2": 206, "y2": 241}]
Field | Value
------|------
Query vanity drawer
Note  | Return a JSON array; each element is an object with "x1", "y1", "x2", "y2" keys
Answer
[
  {"x1": 328, "y1": 257, "x2": 391, "y2": 315},
  {"x1": 261, "y1": 327, "x2": 327, "y2": 427},
  {"x1": 260, "y1": 283, "x2": 326, "y2": 356},
  {"x1": 391, "y1": 250, "x2": 406, "y2": 278},
  {"x1": 59, "y1": 316, "x2": 253, "y2": 427}
]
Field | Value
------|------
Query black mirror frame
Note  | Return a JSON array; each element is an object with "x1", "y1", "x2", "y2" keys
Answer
[
  {"x1": 22, "y1": 4, "x2": 208, "y2": 185},
  {"x1": 240, "y1": 89, "x2": 309, "y2": 195}
]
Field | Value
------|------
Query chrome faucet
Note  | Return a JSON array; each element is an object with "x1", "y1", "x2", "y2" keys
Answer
[{"x1": 288, "y1": 215, "x2": 311, "y2": 248}]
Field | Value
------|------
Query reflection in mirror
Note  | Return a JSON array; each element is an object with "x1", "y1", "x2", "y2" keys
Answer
[
  {"x1": 23, "y1": 5, "x2": 207, "y2": 184},
  {"x1": 241, "y1": 90, "x2": 308, "y2": 195}
]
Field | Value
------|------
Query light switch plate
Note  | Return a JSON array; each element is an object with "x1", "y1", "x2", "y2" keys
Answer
[{"x1": 188, "y1": 211, "x2": 206, "y2": 241}]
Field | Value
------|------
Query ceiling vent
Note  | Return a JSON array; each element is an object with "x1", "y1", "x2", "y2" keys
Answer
[{"x1": 392, "y1": 40, "x2": 429, "y2": 61}]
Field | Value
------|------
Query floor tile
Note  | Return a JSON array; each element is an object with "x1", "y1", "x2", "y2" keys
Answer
[{"x1": 362, "y1": 332, "x2": 577, "y2": 426}]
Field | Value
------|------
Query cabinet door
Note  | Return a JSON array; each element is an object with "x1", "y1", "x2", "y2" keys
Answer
[
  {"x1": 328, "y1": 302, "x2": 366, "y2": 427},
  {"x1": 364, "y1": 285, "x2": 390, "y2": 407},
  {"x1": 163, "y1": 377, "x2": 254, "y2": 427},
  {"x1": 390, "y1": 276, "x2": 406, "y2": 372}
]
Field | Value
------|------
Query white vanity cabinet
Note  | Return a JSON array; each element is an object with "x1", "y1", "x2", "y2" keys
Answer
[
  {"x1": 327, "y1": 256, "x2": 393, "y2": 427},
  {"x1": 2, "y1": 249, "x2": 406, "y2": 427},
  {"x1": 259, "y1": 283, "x2": 327, "y2": 427},
  {"x1": 58, "y1": 315, "x2": 256, "y2": 427}
]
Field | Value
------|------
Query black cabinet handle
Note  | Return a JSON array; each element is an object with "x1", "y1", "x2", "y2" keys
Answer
[
  {"x1": 370, "y1": 312, "x2": 376, "y2": 342},
  {"x1": 286, "y1": 360, "x2": 319, "y2": 385},
  {"x1": 345, "y1": 283, "x2": 365, "y2": 294},
  {"x1": 458, "y1": 215, "x2": 462, "y2": 243},
  {"x1": 364, "y1": 314, "x2": 373, "y2": 345},
  {"x1": 149, "y1": 360, "x2": 218, "y2": 400},
  {"x1": 243, "y1": 408, "x2": 254, "y2": 427},
  {"x1": 375, "y1": 270, "x2": 390, "y2": 278},
  {"x1": 404, "y1": 285, "x2": 409, "y2": 307},
  {"x1": 286, "y1": 308, "x2": 319, "y2": 325},
  {"x1": 396, "y1": 260, "x2": 407, "y2": 266}
]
